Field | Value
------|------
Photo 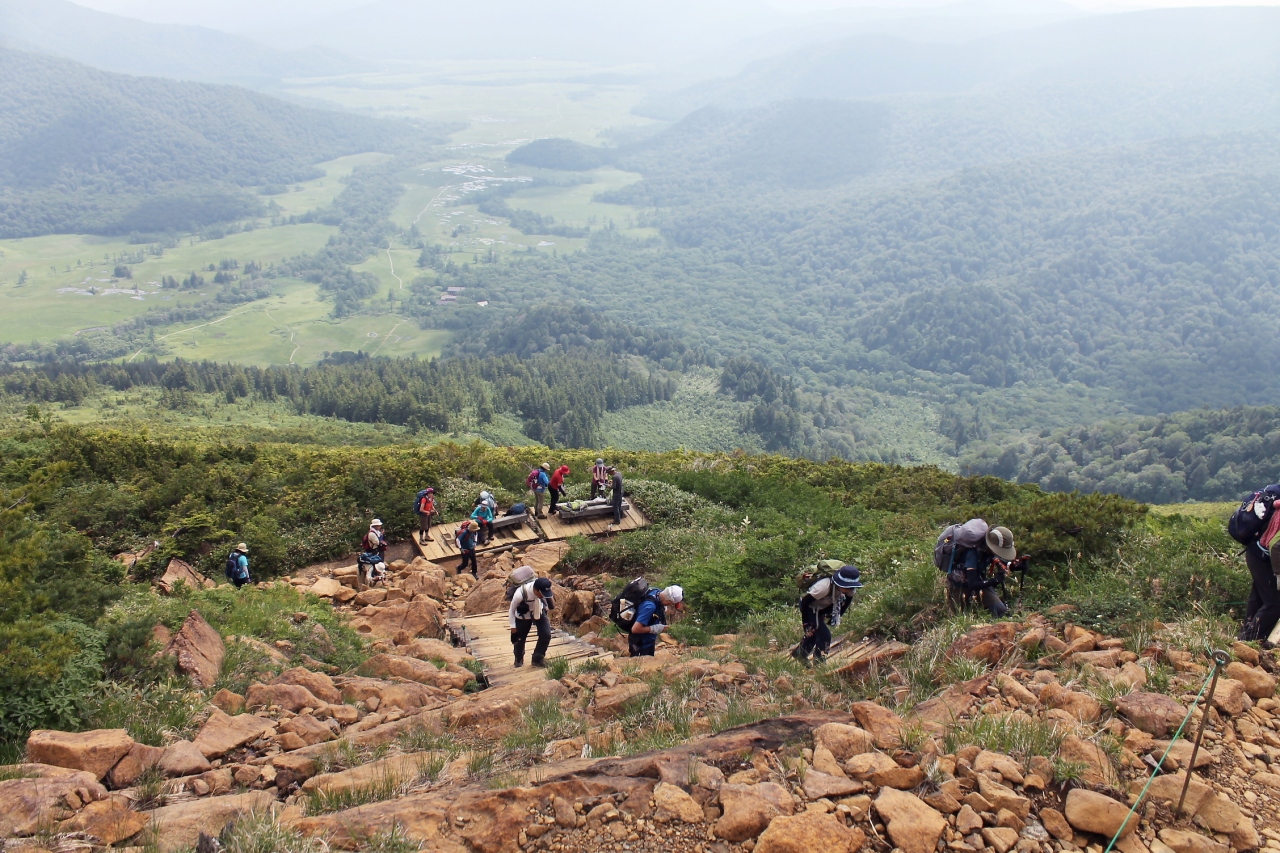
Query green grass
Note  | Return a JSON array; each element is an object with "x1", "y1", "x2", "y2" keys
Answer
[
  {"x1": 1148, "y1": 502, "x2": 1235, "y2": 520},
  {"x1": 214, "y1": 809, "x2": 326, "y2": 853},
  {"x1": 600, "y1": 370, "x2": 764, "y2": 454},
  {"x1": 269, "y1": 153, "x2": 392, "y2": 218},
  {"x1": 942, "y1": 714, "x2": 1065, "y2": 759},
  {"x1": 81, "y1": 680, "x2": 205, "y2": 747}
]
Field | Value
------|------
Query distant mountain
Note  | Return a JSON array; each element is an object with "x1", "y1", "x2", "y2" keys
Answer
[
  {"x1": 639, "y1": 6, "x2": 1280, "y2": 120},
  {"x1": 0, "y1": 47, "x2": 419, "y2": 237},
  {"x1": 0, "y1": 0, "x2": 365, "y2": 87}
]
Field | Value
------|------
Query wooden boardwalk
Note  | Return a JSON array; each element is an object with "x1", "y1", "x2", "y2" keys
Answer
[
  {"x1": 448, "y1": 611, "x2": 611, "y2": 688},
  {"x1": 413, "y1": 519, "x2": 540, "y2": 565},
  {"x1": 535, "y1": 504, "x2": 651, "y2": 541}
]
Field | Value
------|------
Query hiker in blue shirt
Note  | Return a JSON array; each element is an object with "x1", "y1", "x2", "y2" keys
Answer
[
  {"x1": 528, "y1": 462, "x2": 551, "y2": 519},
  {"x1": 629, "y1": 585, "x2": 684, "y2": 657},
  {"x1": 471, "y1": 498, "x2": 495, "y2": 545},
  {"x1": 456, "y1": 521, "x2": 479, "y2": 577},
  {"x1": 225, "y1": 543, "x2": 251, "y2": 589}
]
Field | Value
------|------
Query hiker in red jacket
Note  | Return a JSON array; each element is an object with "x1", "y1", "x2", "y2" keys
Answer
[{"x1": 548, "y1": 464, "x2": 570, "y2": 514}]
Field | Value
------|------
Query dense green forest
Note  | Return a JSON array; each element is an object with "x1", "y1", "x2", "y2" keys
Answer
[
  {"x1": 0, "y1": 47, "x2": 430, "y2": 237},
  {"x1": 961, "y1": 406, "x2": 1280, "y2": 503}
]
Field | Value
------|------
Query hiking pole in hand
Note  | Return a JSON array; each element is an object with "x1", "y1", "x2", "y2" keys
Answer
[{"x1": 1176, "y1": 649, "x2": 1230, "y2": 815}]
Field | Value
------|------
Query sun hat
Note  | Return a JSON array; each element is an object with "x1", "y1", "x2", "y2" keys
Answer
[
  {"x1": 986, "y1": 526, "x2": 1016, "y2": 561},
  {"x1": 467, "y1": 520, "x2": 479, "y2": 531},
  {"x1": 832, "y1": 565, "x2": 863, "y2": 589},
  {"x1": 236, "y1": 543, "x2": 248, "y2": 552},
  {"x1": 663, "y1": 585, "x2": 685, "y2": 610},
  {"x1": 371, "y1": 519, "x2": 383, "y2": 527},
  {"x1": 541, "y1": 462, "x2": 551, "y2": 471}
]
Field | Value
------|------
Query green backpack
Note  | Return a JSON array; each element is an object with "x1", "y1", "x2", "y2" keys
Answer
[{"x1": 794, "y1": 559, "x2": 844, "y2": 591}]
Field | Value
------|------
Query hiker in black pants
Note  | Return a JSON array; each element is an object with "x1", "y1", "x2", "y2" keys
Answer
[
  {"x1": 793, "y1": 565, "x2": 862, "y2": 665},
  {"x1": 509, "y1": 577, "x2": 554, "y2": 667},
  {"x1": 1242, "y1": 540, "x2": 1280, "y2": 643},
  {"x1": 609, "y1": 466, "x2": 624, "y2": 524}
]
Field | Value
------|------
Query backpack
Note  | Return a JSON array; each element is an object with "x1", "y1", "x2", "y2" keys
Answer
[
  {"x1": 224, "y1": 551, "x2": 246, "y2": 581},
  {"x1": 507, "y1": 502, "x2": 527, "y2": 516},
  {"x1": 504, "y1": 565, "x2": 536, "y2": 601},
  {"x1": 526, "y1": 469, "x2": 540, "y2": 490},
  {"x1": 415, "y1": 489, "x2": 433, "y2": 514},
  {"x1": 609, "y1": 577, "x2": 652, "y2": 632},
  {"x1": 934, "y1": 519, "x2": 990, "y2": 572},
  {"x1": 794, "y1": 559, "x2": 844, "y2": 591},
  {"x1": 1229, "y1": 486, "x2": 1280, "y2": 545}
]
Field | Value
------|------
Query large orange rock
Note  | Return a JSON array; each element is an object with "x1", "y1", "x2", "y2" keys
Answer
[
  {"x1": 0, "y1": 765, "x2": 108, "y2": 835},
  {"x1": 245, "y1": 682, "x2": 325, "y2": 713},
  {"x1": 521, "y1": 541, "x2": 570, "y2": 573},
  {"x1": 1064, "y1": 789, "x2": 1137, "y2": 838},
  {"x1": 59, "y1": 794, "x2": 148, "y2": 844},
  {"x1": 350, "y1": 599, "x2": 444, "y2": 640},
  {"x1": 716, "y1": 782, "x2": 794, "y2": 842},
  {"x1": 756, "y1": 811, "x2": 866, "y2": 853},
  {"x1": 191, "y1": 709, "x2": 273, "y2": 759},
  {"x1": 1115, "y1": 692, "x2": 1187, "y2": 737},
  {"x1": 148, "y1": 791, "x2": 276, "y2": 852},
  {"x1": 105, "y1": 742, "x2": 164, "y2": 788},
  {"x1": 155, "y1": 558, "x2": 214, "y2": 594},
  {"x1": 272, "y1": 667, "x2": 342, "y2": 704},
  {"x1": 849, "y1": 701, "x2": 904, "y2": 749},
  {"x1": 339, "y1": 675, "x2": 447, "y2": 711},
  {"x1": 162, "y1": 610, "x2": 225, "y2": 688},
  {"x1": 947, "y1": 623, "x2": 1018, "y2": 665},
  {"x1": 876, "y1": 787, "x2": 947, "y2": 853},
  {"x1": 26, "y1": 729, "x2": 134, "y2": 780},
  {"x1": 359, "y1": 654, "x2": 472, "y2": 691}
]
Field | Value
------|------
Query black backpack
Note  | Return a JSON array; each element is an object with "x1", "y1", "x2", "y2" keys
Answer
[
  {"x1": 1229, "y1": 485, "x2": 1280, "y2": 545},
  {"x1": 609, "y1": 577, "x2": 653, "y2": 633},
  {"x1": 224, "y1": 551, "x2": 245, "y2": 580}
]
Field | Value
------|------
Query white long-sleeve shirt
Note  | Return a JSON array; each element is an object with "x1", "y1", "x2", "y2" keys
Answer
[{"x1": 509, "y1": 582, "x2": 547, "y2": 629}]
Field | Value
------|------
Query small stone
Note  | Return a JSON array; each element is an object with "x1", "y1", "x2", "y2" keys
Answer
[
  {"x1": 983, "y1": 827, "x2": 1020, "y2": 853},
  {"x1": 1040, "y1": 808, "x2": 1073, "y2": 842},
  {"x1": 1064, "y1": 790, "x2": 1137, "y2": 838}
]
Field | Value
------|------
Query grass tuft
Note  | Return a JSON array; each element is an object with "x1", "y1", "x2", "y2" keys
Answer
[{"x1": 943, "y1": 714, "x2": 1064, "y2": 759}]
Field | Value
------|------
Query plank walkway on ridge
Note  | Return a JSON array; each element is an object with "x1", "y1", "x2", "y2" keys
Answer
[
  {"x1": 448, "y1": 610, "x2": 611, "y2": 688},
  {"x1": 534, "y1": 505, "x2": 650, "y2": 540},
  {"x1": 412, "y1": 506, "x2": 651, "y2": 565}
]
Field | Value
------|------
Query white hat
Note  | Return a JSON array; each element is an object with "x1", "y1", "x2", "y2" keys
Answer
[
  {"x1": 371, "y1": 519, "x2": 383, "y2": 527},
  {"x1": 663, "y1": 585, "x2": 684, "y2": 605},
  {"x1": 235, "y1": 543, "x2": 248, "y2": 552}
]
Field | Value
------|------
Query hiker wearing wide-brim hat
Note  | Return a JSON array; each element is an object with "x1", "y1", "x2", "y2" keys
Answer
[
  {"x1": 792, "y1": 562, "x2": 863, "y2": 666},
  {"x1": 226, "y1": 543, "x2": 252, "y2": 589},
  {"x1": 456, "y1": 520, "x2": 480, "y2": 577},
  {"x1": 941, "y1": 519, "x2": 1012, "y2": 617}
]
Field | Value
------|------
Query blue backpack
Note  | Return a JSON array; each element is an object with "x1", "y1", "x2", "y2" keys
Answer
[
  {"x1": 414, "y1": 489, "x2": 430, "y2": 514},
  {"x1": 224, "y1": 551, "x2": 247, "y2": 580}
]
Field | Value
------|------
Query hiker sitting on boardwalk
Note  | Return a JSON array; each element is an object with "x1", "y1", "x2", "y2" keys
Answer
[
  {"x1": 792, "y1": 562, "x2": 862, "y2": 666},
  {"x1": 471, "y1": 498, "x2": 495, "y2": 545},
  {"x1": 510, "y1": 576, "x2": 555, "y2": 668}
]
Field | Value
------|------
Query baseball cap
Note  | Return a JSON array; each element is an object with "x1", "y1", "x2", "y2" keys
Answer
[{"x1": 533, "y1": 577, "x2": 554, "y2": 605}]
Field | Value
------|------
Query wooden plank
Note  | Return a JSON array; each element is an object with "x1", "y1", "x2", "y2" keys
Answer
[
  {"x1": 413, "y1": 518, "x2": 541, "y2": 565},
  {"x1": 448, "y1": 610, "x2": 611, "y2": 688},
  {"x1": 534, "y1": 505, "x2": 651, "y2": 542}
]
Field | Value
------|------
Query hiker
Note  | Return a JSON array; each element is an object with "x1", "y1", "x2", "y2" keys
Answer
[
  {"x1": 591, "y1": 458, "x2": 609, "y2": 499},
  {"x1": 608, "y1": 466, "x2": 624, "y2": 524},
  {"x1": 509, "y1": 576, "x2": 555, "y2": 667},
  {"x1": 549, "y1": 464, "x2": 570, "y2": 514},
  {"x1": 1230, "y1": 485, "x2": 1280, "y2": 642},
  {"x1": 225, "y1": 543, "x2": 251, "y2": 589},
  {"x1": 471, "y1": 498, "x2": 495, "y2": 545},
  {"x1": 480, "y1": 490, "x2": 497, "y2": 514},
  {"x1": 528, "y1": 462, "x2": 551, "y2": 519},
  {"x1": 362, "y1": 519, "x2": 388, "y2": 560},
  {"x1": 793, "y1": 563, "x2": 862, "y2": 665},
  {"x1": 629, "y1": 585, "x2": 684, "y2": 657},
  {"x1": 941, "y1": 519, "x2": 1013, "y2": 618},
  {"x1": 415, "y1": 487, "x2": 437, "y2": 544},
  {"x1": 456, "y1": 520, "x2": 479, "y2": 577}
]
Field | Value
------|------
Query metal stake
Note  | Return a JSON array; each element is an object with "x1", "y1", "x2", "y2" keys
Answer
[{"x1": 1176, "y1": 648, "x2": 1230, "y2": 815}]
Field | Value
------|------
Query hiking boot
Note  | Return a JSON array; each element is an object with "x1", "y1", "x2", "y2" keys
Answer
[
  {"x1": 531, "y1": 658, "x2": 546, "y2": 668},
  {"x1": 790, "y1": 647, "x2": 810, "y2": 666},
  {"x1": 514, "y1": 656, "x2": 524, "y2": 668}
]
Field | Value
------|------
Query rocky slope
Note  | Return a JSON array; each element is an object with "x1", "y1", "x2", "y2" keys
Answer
[{"x1": 3, "y1": 549, "x2": 1279, "y2": 853}]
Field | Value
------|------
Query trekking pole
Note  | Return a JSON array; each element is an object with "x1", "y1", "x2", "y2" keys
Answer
[{"x1": 1176, "y1": 649, "x2": 1230, "y2": 815}]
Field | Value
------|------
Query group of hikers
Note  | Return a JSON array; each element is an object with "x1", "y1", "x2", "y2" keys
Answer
[{"x1": 524, "y1": 458, "x2": 624, "y2": 522}]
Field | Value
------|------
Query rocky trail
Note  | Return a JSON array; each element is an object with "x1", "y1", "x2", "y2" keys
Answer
[{"x1": 5, "y1": 547, "x2": 1280, "y2": 853}]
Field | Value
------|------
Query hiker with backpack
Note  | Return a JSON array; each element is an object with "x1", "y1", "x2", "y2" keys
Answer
[
  {"x1": 415, "y1": 487, "x2": 437, "y2": 544},
  {"x1": 610, "y1": 578, "x2": 684, "y2": 657},
  {"x1": 362, "y1": 519, "x2": 388, "y2": 560},
  {"x1": 509, "y1": 575, "x2": 555, "y2": 667},
  {"x1": 1228, "y1": 484, "x2": 1280, "y2": 642},
  {"x1": 456, "y1": 520, "x2": 480, "y2": 576},
  {"x1": 792, "y1": 561, "x2": 863, "y2": 665},
  {"x1": 527, "y1": 463, "x2": 551, "y2": 519},
  {"x1": 608, "y1": 466, "x2": 625, "y2": 525},
  {"x1": 935, "y1": 519, "x2": 1015, "y2": 618},
  {"x1": 225, "y1": 543, "x2": 251, "y2": 589},
  {"x1": 471, "y1": 498, "x2": 495, "y2": 545},
  {"x1": 548, "y1": 464, "x2": 570, "y2": 514},
  {"x1": 591, "y1": 458, "x2": 609, "y2": 499}
]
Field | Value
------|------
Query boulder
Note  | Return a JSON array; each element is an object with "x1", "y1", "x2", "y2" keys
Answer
[
  {"x1": 560, "y1": 590, "x2": 598, "y2": 625},
  {"x1": 654, "y1": 781, "x2": 704, "y2": 823},
  {"x1": 803, "y1": 770, "x2": 864, "y2": 799},
  {"x1": 1040, "y1": 682, "x2": 1102, "y2": 722},
  {"x1": 26, "y1": 729, "x2": 134, "y2": 780},
  {"x1": 339, "y1": 675, "x2": 444, "y2": 712},
  {"x1": 401, "y1": 637, "x2": 476, "y2": 667},
  {"x1": 159, "y1": 740, "x2": 212, "y2": 777},
  {"x1": 1116, "y1": 692, "x2": 1186, "y2": 737},
  {"x1": 849, "y1": 701, "x2": 903, "y2": 749},
  {"x1": 401, "y1": 569, "x2": 449, "y2": 602},
  {"x1": 279, "y1": 715, "x2": 335, "y2": 747},
  {"x1": 245, "y1": 682, "x2": 325, "y2": 713},
  {"x1": 1132, "y1": 773, "x2": 1213, "y2": 816},
  {"x1": 1225, "y1": 662, "x2": 1276, "y2": 700},
  {"x1": 59, "y1": 794, "x2": 149, "y2": 844},
  {"x1": 308, "y1": 577, "x2": 346, "y2": 598},
  {"x1": 273, "y1": 667, "x2": 342, "y2": 704},
  {"x1": 1065, "y1": 789, "x2": 1137, "y2": 838},
  {"x1": 947, "y1": 623, "x2": 1018, "y2": 665},
  {"x1": 463, "y1": 578, "x2": 510, "y2": 615},
  {"x1": 995, "y1": 674, "x2": 1038, "y2": 706},
  {"x1": 876, "y1": 786, "x2": 948, "y2": 853},
  {"x1": 191, "y1": 710, "x2": 273, "y2": 759},
  {"x1": 1058, "y1": 735, "x2": 1119, "y2": 788},
  {"x1": 592, "y1": 683, "x2": 650, "y2": 719},
  {"x1": 0, "y1": 768, "x2": 107, "y2": 835},
  {"x1": 814, "y1": 723, "x2": 875, "y2": 760},
  {"x1": 106, "y1": 742, "x2": 165, "y2": 788},
  {"x1": 1209, "y1": 678, "x2": 1251, "y2": 715},
  {"x1": 1158, "y1": 829, "x2": 1229, "y2": 853},
  {"x1": 155, "y1": 558, "x2": 214, "y2": 594},
  {"x1": 716, "y1": 781, "x2": 794, "y2": 842},
  {"x1": 350, "y1": 599, "x2": 444, "y2": 640},
  {"x1": 211, "y1": 689, "x2": 245, "y2": 715},
  {"x1": 148, "y1": 791, "x2": 276, "y2": 852},
  {"x1": 163, "y1": 610, "x2": 226, "y2": 688},
  {"x1": 756, "y1": 811, "x2": 866, "y2": 853},
  {"x1": 1194, "y1": 792, "x2": 1258, "y2": 850},
  {"x1": 521, "y1": 541, "x2": 570, "y2": 573},
  {"x1": 359, "y1": 654, "x2": 472, "y2": 691}
]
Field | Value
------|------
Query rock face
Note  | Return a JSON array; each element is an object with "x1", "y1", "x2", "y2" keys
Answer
[
  {"x1": 876, "y1": 787, "x2": 948, "y2": 853},
  {"x1": 163, "y1": 610, "x2": 226, "y2": 687},
  {"x1": 755, "y1": 811, "x2": 866, "y2": 853},
  {"x1": 26, "y1": 728, "x2": 134, "y2": 780},
  {"x1": 0, "y1": 767, "x2": 108, "y2": 835},
  {"x1": 1064, "y1": 789, "x2": 1137, "y2": 838},
  {"x1": 1116, "y1": 691, "x2": 1187, "y2": 737},
  {"x1": 350, "y1": 598, "x2": 444, "y2": 640},
  {"x1": 155, "y1": 558, "x2": 214, "y2": 594},
  {"x1": 149, "y1": 791, "x2": 276, "y2": 852},
  {"x1": 192, "y1": 710, "x2": 273, "y2": 759},
  {"x1": 948, "y1": 623, "x2": 1019, "y2": 665}
]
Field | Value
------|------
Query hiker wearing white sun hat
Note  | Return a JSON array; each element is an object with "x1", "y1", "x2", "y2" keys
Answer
[{"x1": 628, "y1": 584, "x2": 685, "y2": 657}]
